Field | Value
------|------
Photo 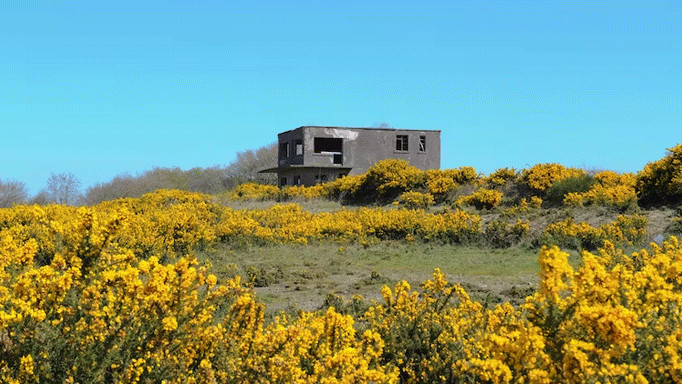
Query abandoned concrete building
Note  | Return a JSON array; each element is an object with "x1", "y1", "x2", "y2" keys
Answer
[{"x1": 259, "y1": 126, "x2": 441, "y2": 187}]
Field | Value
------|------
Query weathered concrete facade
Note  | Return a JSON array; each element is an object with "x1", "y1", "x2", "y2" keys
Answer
[{"x1": 261, "y1": 126, "x2": 441, "y2": 187}]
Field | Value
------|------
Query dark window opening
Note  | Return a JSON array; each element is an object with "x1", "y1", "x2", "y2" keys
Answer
[
  {"x1": 314, "y1": 174, "x2": 329, "y2": 183},
  {"x1": 314, "y1": 137, "x2": 343, "y2": 153},
  {"x1": 280, "y1": 177, "x2": 287, "y2": 187},
  {"x1": 396, "y1": 135, "x2": 408, "y2": 151},
  {"x1": 419, "y1": 136, "x2": 426, "y2": 152},
  {"x1": 294, "y1": 175, "x2": 301, "y2": 185},
  {"x1": 333, "y1": 154, "x2": 343, "y2": 165},
  {"x1": 280, "y1": 142, "x2": 290, "y2": 158}
]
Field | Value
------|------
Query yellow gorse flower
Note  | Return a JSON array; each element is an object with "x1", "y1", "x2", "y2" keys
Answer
[{"x1": 0, "y1": 188, "x2": 681, "y2": 383}]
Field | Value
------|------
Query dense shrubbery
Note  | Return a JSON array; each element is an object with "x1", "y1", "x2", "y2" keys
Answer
[
  {"x1": 456, "y1": 188, "x2": 504, "y2": 210},
  {"x1": 398, "y1": 191, "x2": 434, "y2": 209},
  {"x1": 545, "y1": 174, "x2": 596, "y2": 206},
  {"x1": 484, "y1": 167, "x2": 520, "y2": 186},
  {"x1": 323, "y1": 159, "x2": 426, "y2": 203},
  {"x1": 229, "y1": 182, "x2": 281, "y2": 201},
  {"x1": 521, "y1": 163, "x2": 584, "y2": 194},
  {"x1": 542, "y1": 214, "x2": 648, "y2": 250},
  {"x1": 3, "y1": 189, "x2": 682, "y2": 383},
  {"x1": 636, "y1": 144, "x2": 682, "y2": 207},
  {"x1": 483, "y1": 219, "x2": 530, "y2": 248},
  {"x1": 217, "y1": 147, "x2": 681, "y2": 213},
  {"x1": 563, "y1": 171, "x2": 638, "y2": 210}
]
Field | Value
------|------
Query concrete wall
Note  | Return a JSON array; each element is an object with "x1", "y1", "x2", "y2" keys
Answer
[
  {"x1": 277, "y1": 167, "x2": 350, "y2": 187},
  {"x1": 276, "y1": 126, "x2": 441, "y2": 186}
]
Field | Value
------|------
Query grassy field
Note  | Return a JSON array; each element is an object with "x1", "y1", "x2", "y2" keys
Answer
[
  {"x1": 201, "y1": 241, "x2": 548, "y2": 316},
  {"x1": 203, "y1": 200, "x2": 677, "y2": 318}
]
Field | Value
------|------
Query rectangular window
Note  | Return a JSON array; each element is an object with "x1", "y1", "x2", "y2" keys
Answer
[
  {"x1": 294, "y1": 175, "x2": 301, "y2": 185},
  {"x1": 295, "y1": 140, "x2": 303, "y2": 156},
  {"x1": 280, "y1": 177, "x2": 287, "y2": 187},
  {"x1": 419, "y1": 136, "x2": 426, "y2": 152},
  {"x1": 280, "y1": 142, "x2": 290, "y2": 158},
  {"x1": 314, "y1": 137, "x2": 343, "y2": 153},
  {"x1": 396, "y1": 135, "x2": 408, "y2": 151}
]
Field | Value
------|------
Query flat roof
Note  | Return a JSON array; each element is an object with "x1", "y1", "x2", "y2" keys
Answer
[
  {"x1": 277, "y1": 126, "x2": 441, "y2": 136},
  {"x1": 258, "y1": 165, "x2": 354, "y2": 173}
]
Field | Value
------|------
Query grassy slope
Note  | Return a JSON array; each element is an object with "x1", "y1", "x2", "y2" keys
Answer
[
  {"x1": 202, "y1": 241, "x2": 539, "y2": 316},
  {"x1": 208, "y1": 199, "x2": 677, "y2": 317}
]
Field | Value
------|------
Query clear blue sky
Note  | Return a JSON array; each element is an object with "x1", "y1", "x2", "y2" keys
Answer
[{"x1": 1, "y1": 1, "x2": 680, "y2": 195}]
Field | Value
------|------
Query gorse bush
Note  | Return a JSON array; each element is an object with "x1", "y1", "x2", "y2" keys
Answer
[
  {"x1": 457, "y1": 188, "x2": 504, "y2": 210},
  {"x1": 425, "y1": 170, "x2": 457, "y2": 203},
  {"x1": 358, "y1": 159, "x2": 425, "y2": 201},
  {"x1": 367, "y1": 238, "x2": 682, "y2": 384},
  {"x1": 483, "y1": 219, "x2": 530, "y2": 248},
  {"x1": 0, "y1": 200, "x2": 397, "y2": 384},
  {"x1": 281, "y1": 184, "x2": 327, "y2": 200},
  {"x1": 229, "y1": 182, "x2": 281, "y2": 201},
  {"x1": 502, "y1": 196, "x2": 544, "y2": 216},
  {"x1": 214, "y1": 144, "x2": 682, "y2": 212},
  {"x1": 2, "y1": 190, "x2": 682, "y2": 383},
  {"x1": 636, "y1": 144, "x2": 682, "y2": 207},
  {"x1": 542, "y1": 214, "x2": 648, "y2": 250},
  {"x1": 398, "y1": 191, "x2": 434, "y2": 209},
  {"x1": 445, "y1": 166, "x2": 479, "y2": 184},
  {"x1": 545, "y1": 174, "x2": 596, "y2": 206},
  {"x1": 564, "y1": 171, "x2": 638, "y2": 210},
  {"x1": 484, "y1": 167, "x2": 519, "y2": 186},
  {"x1": 521, "y1": 163, "x2": 584, "y2": 194}
]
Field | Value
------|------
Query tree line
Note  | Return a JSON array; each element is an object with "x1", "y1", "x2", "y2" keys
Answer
[{"x1": 0, "y1": 142, "x2": 277, "y2": 207}]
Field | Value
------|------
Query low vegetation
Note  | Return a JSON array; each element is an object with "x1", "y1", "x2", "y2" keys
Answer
[{"x1": 1, "y1": 143, "x2": 681, "y2": 383}]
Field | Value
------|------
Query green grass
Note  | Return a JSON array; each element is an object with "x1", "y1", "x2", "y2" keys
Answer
[
  {"x1": 196, "y1": 201, "x2": 676, "y2": 317},
  {"x1": 199, "y1": 241, "x2": 541, "y2": 316}
]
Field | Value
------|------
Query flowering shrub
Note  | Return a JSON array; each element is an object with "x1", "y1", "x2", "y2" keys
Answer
[
  {"x1": 281, "y1": 184, "x2": 328, "y2": 200},
  {"x1": 529, "y1": 196, "x2": 543, "y2": 209},
  {"x1": 457, "y1": 188, "x2": 504, "y2": 210},
  {"x1": 324, "y1": 159, "x2": 424, "y2": 202},
  {"x1": 364, "y1": 269, "x2": 546, "y2": 384},
  {"x1": 3, "y1": 191, "x2": 682, "y2": 383},
  {"x1": 398, "y1": 191, "x2": 434, "y2": 209},
  {"x1": 229, "y1": 182, "x2": 280, "y2": 201},
  {"x1": 484, "y1": 167, "x2": 520, "y2": 186},
  {"x1": 503, "y1": 197, "x2": 544, "y2": 216},
  {"x1": 564, "y1": 171, "x2": 638, "y2": 209},
  {"x1": 542, "y1": 214, "x2": 648, "y2": 250},
  {"x1": 0, "y1": 201, "x2": 399, "y2": 383},
  {"x1": 636, "y1": 144, "x2": 682, "y2": 207},
  {"x1": 425, "y1": 170, "x2": 457, "y2": 202},
  {"x1": 368, "y1": 238, "x2": 682, "y2": 384},
  {"x1": 523, "y1": 239, "x2": 682, "y2": 384},
  {"x1": 324, "y1": 174, "x2": 366, "y2": 200},
  {"x1": 215, "y1": 203, "x2": 481, "y2": 245},
  {"x1": 545, "y1": 174, "x2": 596, "y2": 206},
  {"x1": 483, "y1": 219, "x2": 530, "y2": 248},
  {"x1": 521, "y1": 163, "x2": 584, "y2": 193},
  {"x1": 446, "y1": 166, "x2": 479, "y2": 184},
  {"x1": 362, "y1": 159, "x2": 426, "y2": 200}
]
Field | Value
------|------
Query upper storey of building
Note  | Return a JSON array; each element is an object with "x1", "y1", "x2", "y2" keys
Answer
[{"x1": 275, "y1": 126, "x2": 441, "y2": 175}]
